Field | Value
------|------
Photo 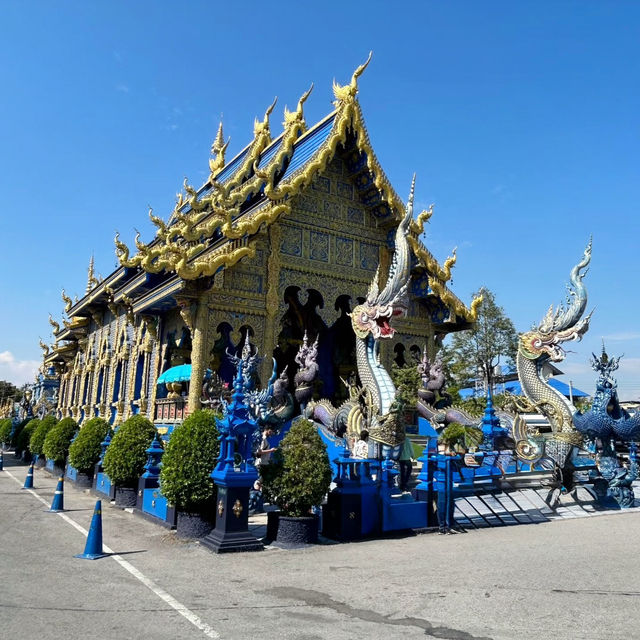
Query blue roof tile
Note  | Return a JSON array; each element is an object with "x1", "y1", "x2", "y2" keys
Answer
[{"x1": 279, "y1": 115, "x2": 335, "y2": 182}]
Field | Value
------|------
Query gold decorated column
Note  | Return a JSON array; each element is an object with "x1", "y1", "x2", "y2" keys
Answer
[
  {"x1": 262, "y1": 224, "x2": 282, "y2": 382},
  {"x1": 187, "y1": 298, "x2": 208, "y2": 413}
]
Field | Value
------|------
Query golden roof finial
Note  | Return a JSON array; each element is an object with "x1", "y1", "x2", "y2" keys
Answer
[
  {"x1": 39, "y1": 338, "x2": 49, "y2": 357},
  {"x1": 48, "y1": 313, "x2": 60, "y2": 335},
  {"x1": 470, "y1": 293, "x2": 484, "y2": 321},
  {"x1": 86, "y1": 255, "x2": 99, "y2": 294},
  {"x1": 333, "y1": 51, "x2": 373, "y2": 105},
  {"x1": 209, "y1": 120, "x2": 230, "y2": 176},
  {"x1": 283, "y1": 83, "x2": 314, "y2": 130},
  {"x1": 211, "y1": 120, "x2": 225, "y2": 156},
  {"x1": 61, "y1": 289, "x2": 73, "y2": 313},
  {"x1": 253, "y1": 96, "x2": 278, "y2": 138}
]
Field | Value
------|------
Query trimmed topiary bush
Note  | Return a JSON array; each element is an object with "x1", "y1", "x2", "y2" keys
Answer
[
  {"x1": 103, "y1": 415, "x2": 156, "y2": 488},
  {"x1": 68, "y1": 417, "x2": 112, "y2": 475},
  {"x1": 16, "y1": 418, "x2": 40, "y2": 458},
  {"x1": 269, "y1": 419, "x2": 332, "y2": 517},
  {"x1": 0, "y1": 418, "x2": 13, "y2": 446},
  {"x1": 159, "y1": 409, "x2": 220, "y2": 513},
  {"x1": 439, "y1": 422, "x2": 483, "y2": 453},
  {"x1": 43, "y1": 417, "x2": 79, "y2": 466},
  {"x1": 30, "y1": 415, "x2": 57, "y2": 456}
]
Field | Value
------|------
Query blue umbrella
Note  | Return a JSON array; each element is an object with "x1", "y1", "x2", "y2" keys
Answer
[{"x1": 157, "y1": 365, "x2": 212, "y2": 385}]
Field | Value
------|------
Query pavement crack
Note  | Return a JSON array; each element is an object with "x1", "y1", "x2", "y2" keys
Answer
[{"x1": 261, "y1": 587, "x2": 493, "y2": 639}]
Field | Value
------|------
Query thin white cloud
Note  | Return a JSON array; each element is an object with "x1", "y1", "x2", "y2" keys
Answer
[
  {"x1": 0, "y1": 351, "x2": 39, "y2": 386},
  {"x1": 601, "y1": 332, "x2": 640, "y2": 341},
  {"x1": 116, "y1": 84, "x2": 130, "y2": 93}
]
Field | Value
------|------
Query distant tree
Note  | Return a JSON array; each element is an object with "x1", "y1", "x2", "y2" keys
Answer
[
  {"x1": 442, "y1": 287, "x2": 517, "y2": 393},
  {"x1": 0, "y1": 380, "x2": 22, "y2": 403}
]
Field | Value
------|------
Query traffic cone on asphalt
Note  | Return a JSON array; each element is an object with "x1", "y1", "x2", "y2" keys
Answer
[
  {"x1": 47, "y1": 476, "x2": 65, "y2": 512},
  {"x1": 22, "y1": 461, "x2": 35, "y2": 489},
  {"x1": 75, "y1": 500, "x2": 108, "y2": 560},
  {"x1": 0, "y1": 449, "x2": 4, "y2": 471}
]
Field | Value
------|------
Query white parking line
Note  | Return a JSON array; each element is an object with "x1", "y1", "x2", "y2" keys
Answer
[{"x1": 4, "y1": 468, "x2": 219, "y2": 639}]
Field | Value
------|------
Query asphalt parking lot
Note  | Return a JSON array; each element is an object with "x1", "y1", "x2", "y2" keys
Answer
[{"x1": 1, "y1": 455, "x2": 639, "y2": 640}]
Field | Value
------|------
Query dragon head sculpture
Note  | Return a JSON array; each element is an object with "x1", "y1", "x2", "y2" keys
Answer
[
  {"x1": 519, "y1": 238, "x2": 593, "y2": 362},
  {"x1": 350, "y1": 176, "x2": 414, "y2": 341}
]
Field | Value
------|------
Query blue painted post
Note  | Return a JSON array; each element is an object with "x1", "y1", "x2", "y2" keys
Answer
[{"x1": 0, "y1": 448, "x2": 4, "y2": 471}]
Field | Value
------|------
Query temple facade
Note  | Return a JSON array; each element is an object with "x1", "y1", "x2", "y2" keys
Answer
[{"x1": 43, "y1": 59, "x2": 480, "y2": 430}]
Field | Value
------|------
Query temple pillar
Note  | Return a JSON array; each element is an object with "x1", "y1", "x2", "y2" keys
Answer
[
  {"x1": 262, "y1": 224, "x2": 281, "y2": 382},
  {"x1": 187, "y1": 298, "x2": 208, "y2": 413}
]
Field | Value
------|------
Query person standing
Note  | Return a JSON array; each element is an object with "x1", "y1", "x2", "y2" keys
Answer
[{"x1": 398, "y1": 437, "x2": 414, "y2": 492}]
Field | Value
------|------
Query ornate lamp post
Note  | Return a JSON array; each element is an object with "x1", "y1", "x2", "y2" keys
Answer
[{"x1": 201, "y1": 360, "x2": 263, "y2": 553}]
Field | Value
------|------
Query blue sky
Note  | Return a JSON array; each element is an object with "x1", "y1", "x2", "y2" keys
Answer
[{"x1": 0, "y1": 1, "x2": 638, "y2": 398}]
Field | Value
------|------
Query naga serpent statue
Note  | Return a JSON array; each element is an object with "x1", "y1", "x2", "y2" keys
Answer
[
  {"x1": 307, "y1": 177, "x2": 415, "y2": 456},
  {"x1": 514, "y1": 239, "x2": 593, "y2": 490}
]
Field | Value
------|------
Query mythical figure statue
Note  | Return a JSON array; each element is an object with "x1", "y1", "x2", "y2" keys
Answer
[
  {"x1": 572, "y1": 346, "x2": 640, "y2": 507},
  {"x1": 229, "y1": 338, "x2": 295, "y2": 429},
  {"x1": 514, "y1": 239, "x2": 593, "y2": 490},
  {"x1": 416, "y1": 346, "x2": 450, "y2": 407},
  {"x1": 293, "y1": 332, "x2": 319, "y2": 409},
  {"x1": 307, "y1": 176, "x2": 415, "y2": 455}
]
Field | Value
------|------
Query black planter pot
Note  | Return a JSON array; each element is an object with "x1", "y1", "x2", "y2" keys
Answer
[
  {"x1": 75, "y1": 472, "x2": 94, "y2": 488},
  {"x1": 276, "y1": 515, "x2": 319, "y2": 544},
  {"x1": 114, "y1": 486, "x2": 138, "y2": 507},
  {"x1": 176, "y1": 510, "x2": 214, "y2": 539},
  {"x1": 266, "y1": 511, "x2": 280, "y2": 541},
  {"x1": 52, "y1": 463, "x2": 66, "y2": 477}
]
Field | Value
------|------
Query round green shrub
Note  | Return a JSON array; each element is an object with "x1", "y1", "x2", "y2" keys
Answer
[
  {"x1": 0, "y1": 418, "x2": 13, "y2": 446},
  {"x1": 30, "y1": 415, "x2": 57, "y2": 456},
  {"x1": 68, "y1": 417, "x2": 112, "y2": 474},
  {"x1": 159, "y1": 410, "x2": 220, "y2": 512},
  {"x1": 43, "y1": 417, "x2": 79, "y2": 465},
  {"x1": 16, "y1": 418, "x2": 40, "y2": 456},
  {"x1": 439, "y1": 422, "x2": 483, "y2": 452},
  {"x1": 103, "y1": 415, "x2": 156, "y2": 488},
  {"x1": 269, "y1": 419, "x2": 332, "y2": 517}
]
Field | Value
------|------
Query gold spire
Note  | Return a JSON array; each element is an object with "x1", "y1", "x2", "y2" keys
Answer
[
  {"x1": 86, "y1": 255, "x2": 98, "y2": 294},
  {"x1": 209, "y1": 120, "x2": 230, "y2": 177},
  {"x1": 211, "y1": 121, "x2": 225, "y2": 156}
]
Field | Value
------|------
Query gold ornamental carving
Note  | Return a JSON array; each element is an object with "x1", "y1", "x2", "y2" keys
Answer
[{"x1": 232, "y1": 499, "x2": 243, "y2": 518}]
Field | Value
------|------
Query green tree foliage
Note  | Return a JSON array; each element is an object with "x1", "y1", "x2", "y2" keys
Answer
[
  {"x1": 43, "y1": 417, "x2": 79, "y2": 465},
  {"x1": 391, "y1": 363, "x2": 422, "y2": 409},
  {"x1": 0, "y1": 418, "x2": 13, "y2": 445},
  {"x1": 438, "y1": 422, "x2": 483, "y2": 453},
  {"x1": 68, "y1": 417, "x2": 112, "y2": 474},
  {"x1": 102, "y1": 415, "x2": 156, "y2": 488},
  {"x1": 16, "y1": 418, "x2": 40, "y2": 455},
  {"x1": 30, "y1": 415, "x2": 58, "y2": 456},
  {"x1": 268, "y1": 419, "x2": 332, "y2": 517},
  {"x1": 0, "y1": 380, "x2": 23, "y2": 403},
  {"x1": 442, "y1": 287, "x2": 517, "y2": 391},
  {"x1": 159, "y1": 410, "x2": 220, "y2": 512}
]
